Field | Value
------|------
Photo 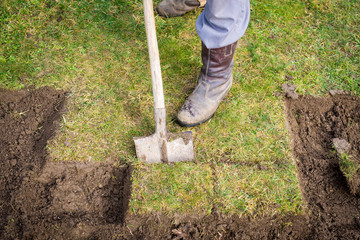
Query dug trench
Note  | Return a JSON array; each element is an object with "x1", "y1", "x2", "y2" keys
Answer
[
  {"x1": 284, "y1": 94, "x2": 360, "y2": 239},
  {"x1": 0, "y1": 87, "x2": 132, "y2": 239},
  {"x1": 0, "y1": 87, "x2": 359, "y2": 239}
]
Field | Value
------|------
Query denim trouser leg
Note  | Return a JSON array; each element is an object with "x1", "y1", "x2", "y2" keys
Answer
[{"x1": 196, "y1": 0, "x2": 250, "y2": 49}]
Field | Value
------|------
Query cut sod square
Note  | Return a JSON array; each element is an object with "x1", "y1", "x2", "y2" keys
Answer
[
  {"x1": 130, "y1": 163, "x2": 214, "y2": 215},
  {"x1": 214, "y1": 163, "x2": 302, "y2": 217}
]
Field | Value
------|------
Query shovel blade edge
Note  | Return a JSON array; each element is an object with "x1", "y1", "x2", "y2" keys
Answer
[
  {"x1": 133, "y1": 131, "x2": 194, "y2": 163},
  {"x1": 134, "y1": 134, "x2": 162, "y2": 163},
  {"x1": 166, "y1": 131, "x2": 194, "y2": 163}
]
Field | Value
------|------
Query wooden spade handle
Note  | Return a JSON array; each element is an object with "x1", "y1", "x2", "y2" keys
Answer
[{"x1": 143, "y1": 0, "x2": 165, "y2": 110}]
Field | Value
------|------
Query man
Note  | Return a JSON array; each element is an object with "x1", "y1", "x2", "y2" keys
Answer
[{"x1": 156, "y1": 0, "x2": 250, "y2": 127}]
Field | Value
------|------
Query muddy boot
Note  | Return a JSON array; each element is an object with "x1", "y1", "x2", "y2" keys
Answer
[
  {"x1": 177, "y1": 41, "x2": 238, "y2": 127},
  {"x1": 156, "y1": 0, "x2": 206, "y2": 18}
]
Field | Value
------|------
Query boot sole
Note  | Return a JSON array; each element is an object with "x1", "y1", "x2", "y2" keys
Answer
[{"x1": 176, "y1": 114, "x2": 214, "y2": 127}]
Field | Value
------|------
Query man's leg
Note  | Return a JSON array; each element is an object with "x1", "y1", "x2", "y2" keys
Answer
[{"x1": 177, "y1": 0, "x2": 250, "y2": 127}]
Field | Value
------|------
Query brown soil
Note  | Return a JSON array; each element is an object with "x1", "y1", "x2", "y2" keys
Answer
[
  {"x1": 285, "y1": 94, "x2": 360, "y2": 239},
  {"x1": 1, "y1": 87, "x2": 360, "y2": 239},
  {"x1": 0, "y1": 87, "x2": 132, "y2": 239}
]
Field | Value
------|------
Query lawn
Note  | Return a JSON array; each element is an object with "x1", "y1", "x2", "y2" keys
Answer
[{"x1": 1, "y1": 0, "x2": 359, "y2": 217}]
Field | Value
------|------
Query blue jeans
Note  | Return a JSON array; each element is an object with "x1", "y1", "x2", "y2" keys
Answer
[{"x1": 196, "y1": 0, "x2": 250, "y2": 49}]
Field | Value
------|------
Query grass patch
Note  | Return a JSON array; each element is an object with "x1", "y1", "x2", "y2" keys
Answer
[
  {"x1": 214, "y1": 163, "x2": 302, "y2": 216},
  {"x1": 339, "y1": 153, "x2": 359, "y2": 180},
  {"x1": 130, "y1": 163, "x2": 213, "y2": 214},
  {"x1": 1, "y1": 0, "x2": 359, "y2": 218}
]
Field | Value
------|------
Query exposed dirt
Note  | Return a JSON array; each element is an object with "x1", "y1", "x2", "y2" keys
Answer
[
  {"x1": 119, "y1": 212, "x2": 310, "y2": 240},
  {"x1": 1, "y1": 87, "x2": 360, "y2": 239},
  {"x1": 285, "y1": 94, "x2": 360, "y2": 239},
  {"x1": 0, "y1": 87, "x2": 132, "y2": 239}
]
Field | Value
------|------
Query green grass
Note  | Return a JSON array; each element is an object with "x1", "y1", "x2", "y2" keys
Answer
[
  {"x1": 1, "y1": 0, "x2": 359, "y2": 217},
  {"x1": 130, "y1": 163, "x2": 214, "y2": 214},
  {"x1": 339, "y1": 153, "x2": 360, "y2": 181},
  {"x1": 214, "y1": 163, "x2": 302, "y2": 216}
]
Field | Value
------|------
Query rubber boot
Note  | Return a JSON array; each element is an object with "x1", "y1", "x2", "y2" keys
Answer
[
  {"x1": 156, "y1": 0, "x2": 206, "y2": 18},
  {"x1": 177, "y1": 41, "x2": 238, "y2": 127}
]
